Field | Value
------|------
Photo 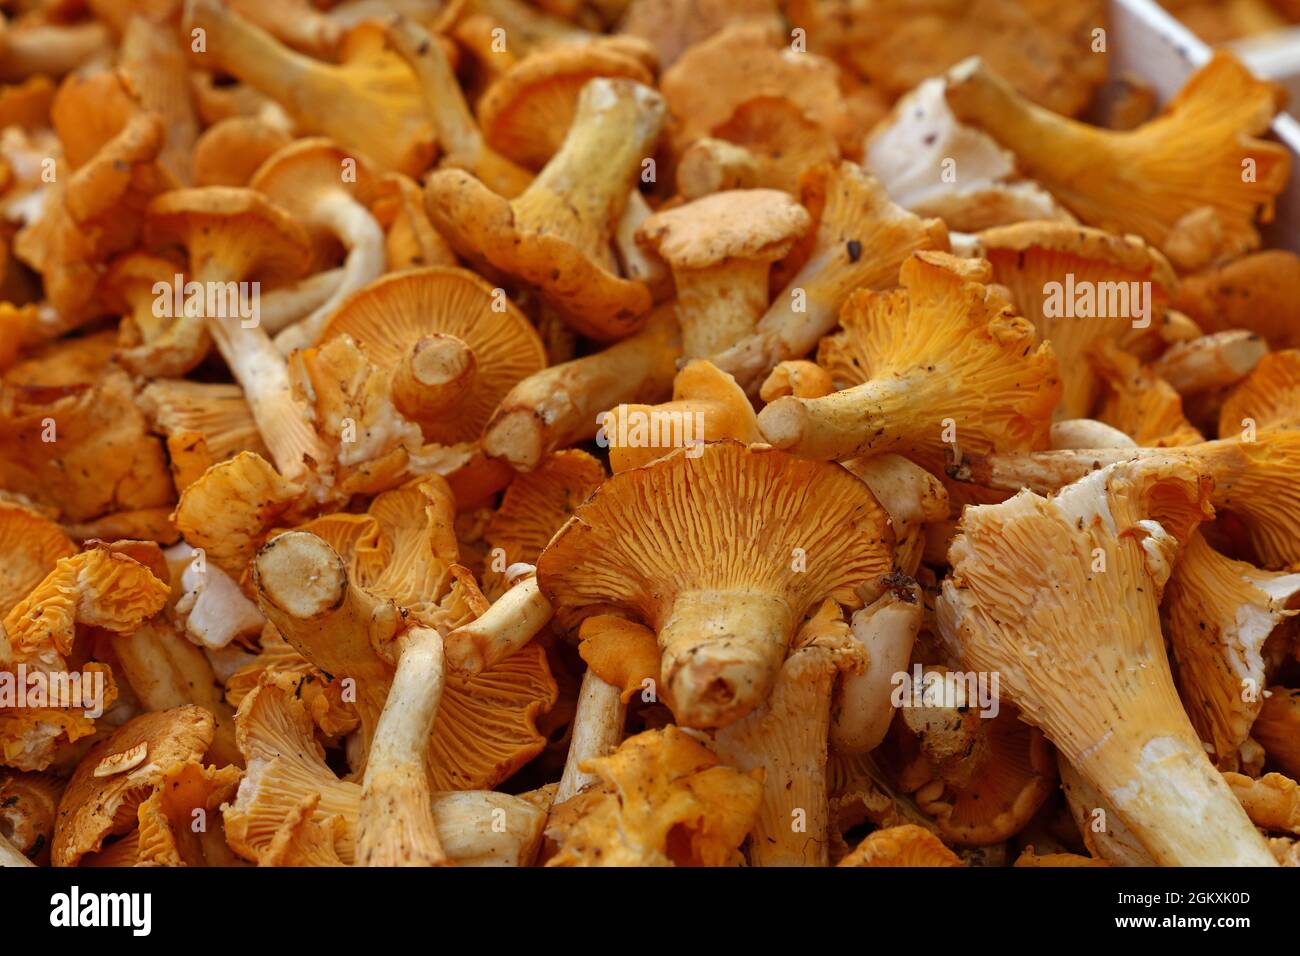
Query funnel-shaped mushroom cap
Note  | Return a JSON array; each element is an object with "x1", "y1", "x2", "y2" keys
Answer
[
  {"x1": 320, "y1": 267, "x2": 547, "y2": 445},
  {"x1": 424, "y1": 77, "x2": 664, "y2": 340},
  {"x1": 937, "y1": 458, "x2": 1276, "y2": 866},
  {"x1": 1221, "y1": 350, "x2": 1300, "y2": 434},
  {"x1": 0, "y1": 502, "x2": 75, "y2": 620},
  {"x1": 248, "y1": 137, "x2": 382, "y2": 230},
  {"x1": 478, "y1": 37, "x2": 656, "y2": 170},
  {"x1": 138, "y1": 379, "x2": 270, "y2": 491},
  {"x1": 146, "y1": 186, "x2": 312, "y2": 284},
  {"x1": 973, "y1": 221, "x2": 1177, "y2": 420},
  {"x1": 758, "y1": 251, "x2": 1060, "y2": 463},
  {"x1": 1089, "y1": 339, "x2": 1204, "y2": 447},
  {"x1": 837, "y1": 824, "x2": 964, "y2": 867},
  {"x1": 537, "y1": 441, "x2": 893, "y2": 728},
  {"x1": 51, "y1": 705, "x2": 215, "y2": 867},
  {"x1": 545, "y1": 726, "x2": 763, "y2": 866},
  {"x1": 1162, "y1": 530, "x2": 1300, "y2": 770},
  {"x1": 192, "y1": 116, "x2": 293, "y2": 187},
  {"x1": 944, "y1": 53, "x2": 1290, "y2": 270},
  {"x1": 706, "y1": 95, "x2": 839, "y2": 195}
]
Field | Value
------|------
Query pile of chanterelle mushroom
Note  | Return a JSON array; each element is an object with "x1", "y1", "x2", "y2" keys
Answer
[{"x1": 0, "y1": 0, "x2": 1298, "y2": 869}]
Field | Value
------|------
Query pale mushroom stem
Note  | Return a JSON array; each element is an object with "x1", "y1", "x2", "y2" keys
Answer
[
  {"x1": 1151, "y1": 330, "x2": 1267, "y2": 395},
  {"x1": 658, "y1": 590, "x2": 794, "y2": 729},
  {"x1": 555, "y1": 669, "x2": 626, "y2": 803},
  {"x1": 0, "y1": 832, "x2": 33, "y2": 867},
  {"x1": 444, "y1": 573, "x2": 553, "y2": 676},
  {"x1": 759, "y1": 374, "x2": 930, "y2": 461},
  {"x1": 257, "y1": 267, "x2": 346, "y2": 335},
  {"x1": 509, "y1": 79, "x2": 663, "y2": 261},
  {"x1": 831, "y1": 584, "x2": 922, "y2": 754},
  {"x1": 385, "y1": 16, "x2": 531, "y2": 199},
  {"x1": 112, "y1": 618, "x2": 241, "y2": 767},
  {"x1": 273, "y1": 192, "x2": 387, "y2": 354},
  {"x1": 391, "y1": 334, "x2": 478, "y2": 425},
  {"x1": 357, "y1": 625, "x2": 449, "y2": 867},
  {"x1": 482, "y1": 307, "x2": 681, "y2": 470},
  {"x1": 675, "y1": 259, "x2": 770, "y2": 358},
  {"x1": 252, "y1": 531, "x2": 399, "y2": 771},
  {"x1": 1082, "y1": 725, "x2": 1278, "y2": 866},
  {"x1": 187, "y1": 0, "x2": 316, "y2": 107},
  {"x1": 1049, "y1": 419, "x2": 1137, "y2": 450}
]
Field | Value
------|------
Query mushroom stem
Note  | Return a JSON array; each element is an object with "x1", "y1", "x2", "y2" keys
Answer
[
  {"x1": 391, "y1": 334, "x2": 479, "y2": 424},
  {"x1": 674, "y1": 259, "x2": 770, "y2": 358},
  {"x1": 509, "y1": 78, "x2": 662, "y2": 261},
  {"x1": 252, "y1": 531, "x2": 400, "y2": 770},
  {"x1": 385, "y1": 15, "x2": 532, "y2": 198},
  {"x1": 273, "y1": 192, "x2": 387, "y2": 354},
  {"x1": 111, "y1": 618, "x2": 241, "y2": 768},
  {"x1": 658, "y1": 589, "x2": 794, "y2": 729},
  {"x1": 712, "y1": 643, "x2": 838, "y2": 866},
  {"x1": 0, "y1": 22, "x2": 108, "y2": 82},
  {"x1": 0, "y1": 831, "x2": 33, "y2": 867},
  {"x1": 482, "y1": 305, "x2": 681, "y2": 471},
  {"x1": 1080, "y1": 726, "x2": 1277, "y2": 866},
  {"x1": 1049, "y1": 419, "x2": 1136, "y2": 450},
  {"x1": 444, "y1": 573, "x2": 553, "y2": 676},
  {"x1": 257, "y1": 267, "x2": 347, "y2": 335},
  {"x1": 758, "y1": 373, "x2": 929, "y2": 461},
  {"x1": 190, "y1": 263, "x2": 325, "y2": 482},
  {"x1": 357, "y1": 625, "x2": 449, "y2": 866},
  {"x1": 555, "y1": 669, "x2": 626, "y2": 803},
  {"x1": 831, "y1": 580, "x2": 923, "y2": 754}
]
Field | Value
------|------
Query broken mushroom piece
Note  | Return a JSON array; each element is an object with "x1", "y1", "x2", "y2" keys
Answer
[
  {"x1": 482, "y1": 303, "x2": 681, "y2": 471},
  {"x1": 937, "y1": 458, "x2": 1276, "y2": 866},
  {"x1": 545, "y1": 726, "x2": 762, "y2": 866},
  {"x1": 425, "y1": 77, "x2": 664, "y2": 340},
  {"x1": 636, "y1": 190, "x2": 810, "y2": 358},
  {"x1": 944, "y1": 53, "x2": 1290, "y2": 271},
  {"x1": 1254, "y1": 689, "x2": 1300, "y2": 779},
  {"x1": 537, "y1": 441, "x2": 893, "y2": 728},
  {"x1": 316, "y1": 266, "x2": 547, "y2": 445},
  {"x1": 444, "y1": 570, "x2": 554, "y2": 675},
  {"x1": 708, "y1": 162, "x2": 948, "y2": 392},
  {"x1": 758, "y1": 252, "x2": 1060, "y2": 464},
  {"x1": 555, "y1": 668, "x2": 626, "y2": 803},
  {"x1": 50, "y1": 705, "x2": 215, "y2": 867},
  {"x1": 838, "y1": 824, "x2": 964, "y2": 867}
]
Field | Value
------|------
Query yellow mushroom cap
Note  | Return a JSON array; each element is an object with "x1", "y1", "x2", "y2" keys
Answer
[
  {"x1": 0, "y1": 502, "x2": 75, "y2": 620},
  {"x1": 837, "y1": 823, "x2": 964, "y2": 867},
  {"x1": 537, "y1": 440, "x2": 893, "y2": 728}
]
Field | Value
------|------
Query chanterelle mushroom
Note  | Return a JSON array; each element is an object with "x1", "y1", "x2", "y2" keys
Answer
[
  {"x1": 636, "y1": 190, "x2": 811, "y2": 358},
  {"x1": 937, "y1": 458, "x2": 1277, "y2": 866},
  {"x1": 537, "y1": 441, "x2": 893, "y2": 728},
  {"x1": 425, "y1": 77, "x2": 664, "y2": 340}
]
